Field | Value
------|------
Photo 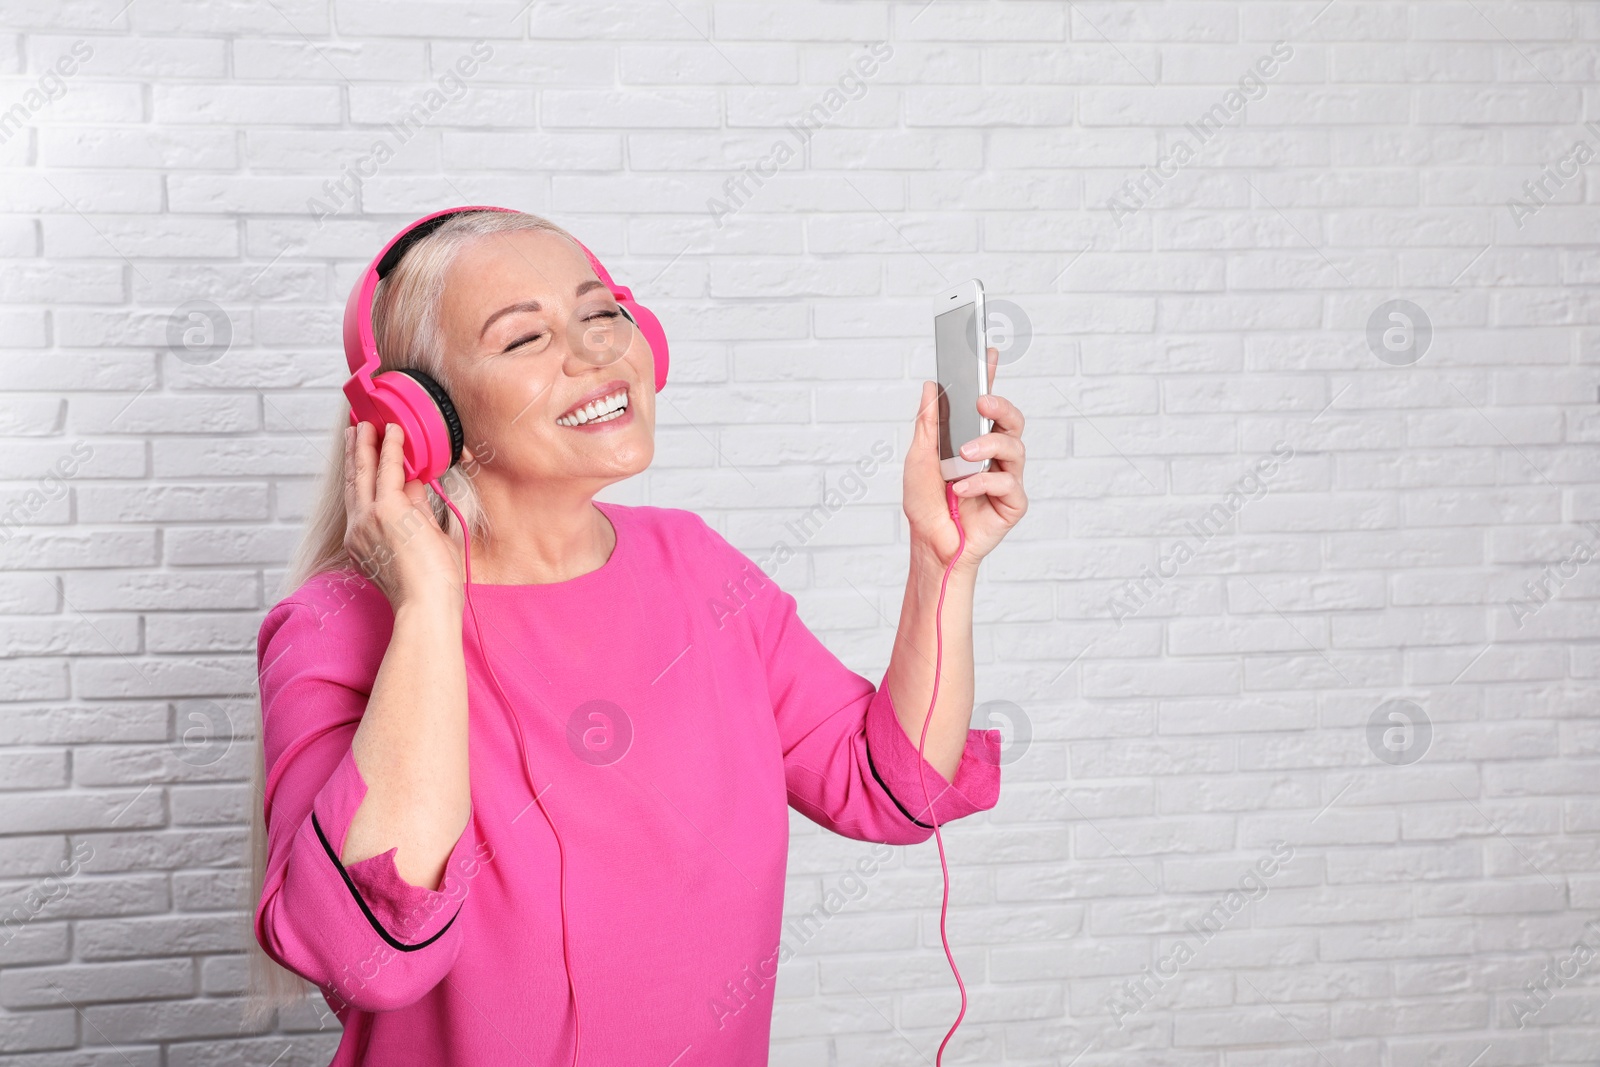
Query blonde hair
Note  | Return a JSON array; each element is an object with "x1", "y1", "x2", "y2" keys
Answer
[{"x1": 245, "y1": 209, "x2": 581, "y2": 1024}]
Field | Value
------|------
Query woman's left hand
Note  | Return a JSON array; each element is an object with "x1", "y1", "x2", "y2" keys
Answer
[{"x1": 904, "y1": 345, "x2": 1028, "y2": 571}]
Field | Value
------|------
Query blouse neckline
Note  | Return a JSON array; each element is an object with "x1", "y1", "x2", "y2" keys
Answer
[{"x1": 466, "y1": 500, "x2": 626, "y2": 594}]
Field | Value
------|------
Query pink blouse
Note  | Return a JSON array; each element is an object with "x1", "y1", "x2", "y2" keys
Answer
[{"x1": 254, "y1": 502, "x2": 1002, "y2": 1065}]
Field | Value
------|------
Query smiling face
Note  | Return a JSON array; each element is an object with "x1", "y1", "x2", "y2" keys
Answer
[{"x1": 435, "y1": 227, "x2": 656, "y2": 495}]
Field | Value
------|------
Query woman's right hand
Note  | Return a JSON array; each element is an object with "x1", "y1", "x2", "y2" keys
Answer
[{"x1": 343, "y1": 420, "x2": 465, "y2": 613}]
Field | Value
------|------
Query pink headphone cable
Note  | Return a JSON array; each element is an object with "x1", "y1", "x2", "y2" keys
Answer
[
  {"x1": 426, "y1": 476, "x2": 966, "y2": 1067},
  {"x1": 430, "y1": 480, "x2": 584, "y2": 1067},
  {"x1": 914, "y1": 480, "x2": 970, "y2": 1066}
]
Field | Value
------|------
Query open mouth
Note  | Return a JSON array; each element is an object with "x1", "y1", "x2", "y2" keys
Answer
[{"x1": 556, "y1": 385, "x2": 629, "y2": 427}]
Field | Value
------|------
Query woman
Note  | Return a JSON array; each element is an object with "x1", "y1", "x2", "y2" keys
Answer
[{"x1": 250, "y1": 209, "x2": 1029, "y2": 1065}]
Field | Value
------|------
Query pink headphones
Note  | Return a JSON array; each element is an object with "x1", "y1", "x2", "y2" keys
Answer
[{"x1": 341, "y1": 205, "x2": 670, "y2": 483}]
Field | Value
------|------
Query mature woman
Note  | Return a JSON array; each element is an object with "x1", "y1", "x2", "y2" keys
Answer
[{"x1": 250, "y1": 209, "x2": 1029, "y2": 1065}]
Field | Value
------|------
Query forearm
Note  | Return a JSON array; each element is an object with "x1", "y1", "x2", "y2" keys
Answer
[
  {"x1": 882, "y1": 539, "x2": 978, "y2": 783},
  {"x1": 341, "y1": 596, "x2": 471, "y2": 888}
]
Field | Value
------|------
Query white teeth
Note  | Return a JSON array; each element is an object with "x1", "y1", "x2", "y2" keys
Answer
[{"x1": 558, "y1": 389, "x2": 628, "y2": 426}]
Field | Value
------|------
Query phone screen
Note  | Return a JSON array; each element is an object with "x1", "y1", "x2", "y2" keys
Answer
[{"x1": 934, "y1": 301, "x2": 983, "y2": 462}]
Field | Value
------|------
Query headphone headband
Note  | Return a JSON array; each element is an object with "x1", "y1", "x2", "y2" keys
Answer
[
  {"x1": 342, "y1": 205, "x2": 664, "y2": 377},
  {"x1": 339, "y1": 204, "x2": 670, "y2": 482},
  {"x1": 375, "y1": 211, "x2": 474, "y2": 279}
]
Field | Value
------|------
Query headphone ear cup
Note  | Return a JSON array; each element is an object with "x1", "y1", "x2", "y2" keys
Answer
[
  {"x1": 365, "y1": 369, "x2": 463, "y2": 484},
  {"x1": 618, "y1": 298, "x2": 669, "y2": 393},
  {"x1": 395, "y1": 369, "x2": 464, "y2": 469}
]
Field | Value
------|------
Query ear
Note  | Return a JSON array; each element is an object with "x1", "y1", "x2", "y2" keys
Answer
[{"x1": 459, "y1": 438, "x2": 492, "y2": 473}]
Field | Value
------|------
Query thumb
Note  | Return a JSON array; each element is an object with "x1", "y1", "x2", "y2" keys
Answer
[
  {"x1": 914, "y1": 380, "x2": 937, "y2": 445},
  {"x1": 401, "y1": 478, "x2": 431, "y2": 511}
]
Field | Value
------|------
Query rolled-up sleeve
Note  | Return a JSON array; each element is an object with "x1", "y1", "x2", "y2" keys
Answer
[
  {"x1": 734, "y1": 543, "x2": 1002, "y2": 846},
  {"x1": 254, "y1": 587, "x2": 484, "y2": 1015},
  {"x1": 860, "y1": 673, "x2": 1002, "y2": 836}
]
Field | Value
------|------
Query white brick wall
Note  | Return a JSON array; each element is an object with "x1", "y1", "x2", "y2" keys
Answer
[{"x1": 2, "y1": 1, "x2": 1598, "y2": 1062}]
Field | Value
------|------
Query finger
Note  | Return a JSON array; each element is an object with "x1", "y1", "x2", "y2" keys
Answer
[
  {"x1": 400, "y1": 477, "x2": 432, "y2": 517},
  {"x1": 352, "y1": 420, "x2": 377, "y2": 507},
  {"x1": 986, "y1": 345, "x2": 998, "y2": 394},
  {"x1": 952, "y1": 469, "x2": 1026, "y2": 513},
  {"x1": 915, "y1": 380, "x2": 938, "y2": 445},
  {"x1": 958, "y1": 429, "x2": 1025, "y2": 470},
  {"x1": 376, "y1": 422, "x2": 406, "y2": 500},
  {"x1": 977, "y1": 392, "x2": 1025, "y2": 437},
  {"x1": 341, "y1": 423, "x2": 360, "y2": 516}
]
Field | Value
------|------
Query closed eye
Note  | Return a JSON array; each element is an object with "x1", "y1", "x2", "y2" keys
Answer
[
  {"x1": 501, "y1": 311, "x2": 621, "y2": 354},
  {"x1": 502, "y1": 332, "x2": 542, "y2": 354}
]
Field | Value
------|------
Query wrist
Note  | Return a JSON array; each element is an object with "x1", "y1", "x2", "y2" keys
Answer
[
  {"x1": 911, "y1": 536, "x2": 980, "y2": 581},
  {"x1": 393, "y1": 592, "x2": 464, "y2": 630}
]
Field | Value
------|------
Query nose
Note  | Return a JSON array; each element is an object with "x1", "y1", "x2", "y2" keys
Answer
[{"x1": 563, "y1": 305, "x2": 635, "y2": 373}]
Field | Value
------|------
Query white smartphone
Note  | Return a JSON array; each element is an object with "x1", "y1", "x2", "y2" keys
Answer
[{"x1": 933, "y1": 279, "x2": 992, "y2": 481}]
